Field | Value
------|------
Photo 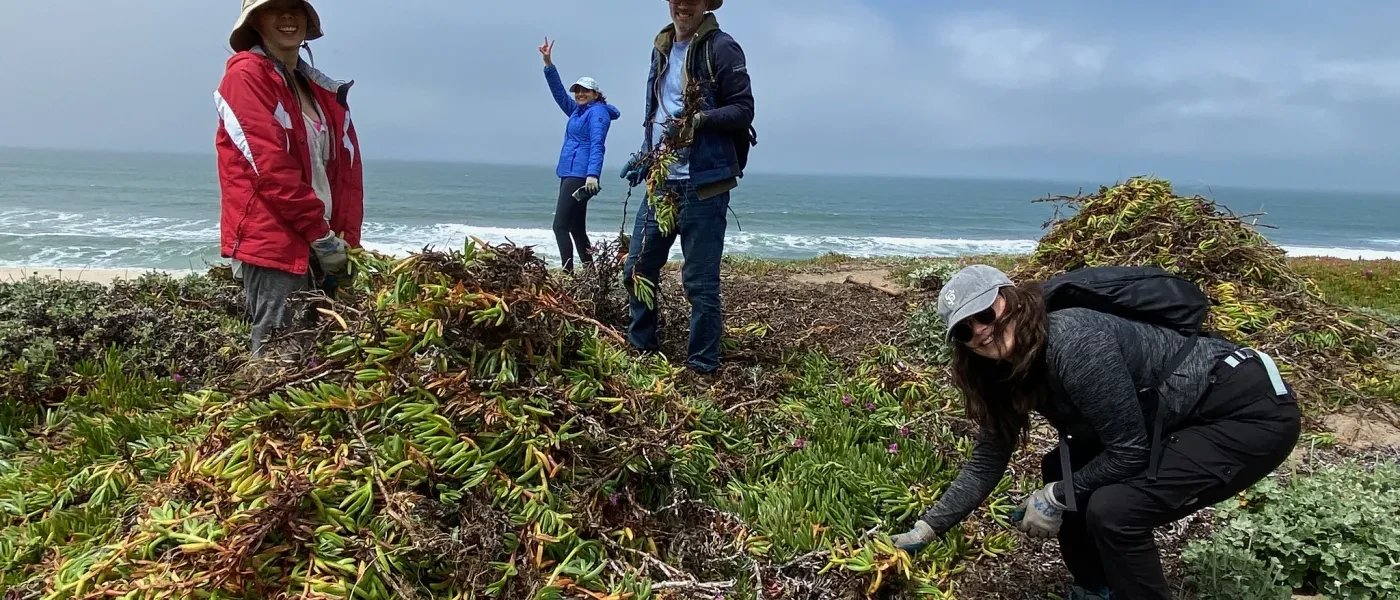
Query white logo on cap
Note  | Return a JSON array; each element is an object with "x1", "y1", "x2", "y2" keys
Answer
[{"x1": 943, "y1": 289, "x2": 957, "y2": 307}]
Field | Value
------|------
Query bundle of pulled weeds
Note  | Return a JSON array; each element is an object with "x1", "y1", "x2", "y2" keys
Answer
[
  {"x1": 1016, "y1": 176, "x2": 1400, "y2": 411},
  {"x1": 0, "y1": 240, "x2": 1012, "y2": 600}
]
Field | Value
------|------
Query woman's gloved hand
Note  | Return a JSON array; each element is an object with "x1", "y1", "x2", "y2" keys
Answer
[
  {"x1": 311, "y1": 232, "x2": 350, "y2": 275},
  {"x1": 889, "y1": 519, "x2": 938, "y2": 553},
  {"x1": 1013, "y1": 482, "x2": 1067, "y2": 539},
  {"x1": 585, "y1": 176, "x2": 600, "y2": 193}
]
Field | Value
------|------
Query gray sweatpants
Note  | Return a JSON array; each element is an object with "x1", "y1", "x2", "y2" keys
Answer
[{"x1": 240, "y1": 263, "x2": 314, "y2": 356}]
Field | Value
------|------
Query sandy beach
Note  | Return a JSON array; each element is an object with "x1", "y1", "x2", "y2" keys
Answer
[{"x1": 0, "y1": 267, "x2": 194, "y2": 285}]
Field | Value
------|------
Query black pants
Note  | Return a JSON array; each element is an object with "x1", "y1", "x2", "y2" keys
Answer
[
  {"x1": 553, "y1": 177, "x2": 593, "y2": 272},
  {"x1": 1042, "y1": 353, "x2": 1301, "y2": 600}
]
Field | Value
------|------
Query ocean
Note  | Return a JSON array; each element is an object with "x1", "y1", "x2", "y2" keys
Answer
[{"x1": 2, "y1": 147, "x2": 1398, "y2": 271}]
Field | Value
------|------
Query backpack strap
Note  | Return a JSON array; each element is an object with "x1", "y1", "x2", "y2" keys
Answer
[
  {"x1": 1058, "y1": 434, "x2": 1076, "y2": 512},
  {"x1": 1143, "y1": 332, "x2": 1199, "y2": 483},
  {"x1": 1054, "y1": 329, "x2": 1200, "y2": 509}
]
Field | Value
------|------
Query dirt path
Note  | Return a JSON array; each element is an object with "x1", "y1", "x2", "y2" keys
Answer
[{"x1": 790, "y1": 269, "x2": 905, "y2": 297}]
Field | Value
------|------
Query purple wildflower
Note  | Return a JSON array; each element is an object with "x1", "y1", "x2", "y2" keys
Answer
[
  {"x1": 793, "y1": 438, "x2": 807, "y2": 449},
  {"x1": 842, "y1": 395, "x2": 854, "y2": 406},
  {"x1": 865, "y1": 402, "x2": 876, "y2": 411},
  {"x1": 899, "y1": 425, "x2": 911, "y2": 437},
  {"x1": 308, "y1": 357, "x2": 321, "y2": 369},
  {"x1": 172, "y1": 374, "x2": 184, "y2": 383},
  {"x1": 888, "y1": 443, "x2": 900, "y2": 455},
  {"x1": 609, "y1": 492, "x2": 621, "y2": 506}
]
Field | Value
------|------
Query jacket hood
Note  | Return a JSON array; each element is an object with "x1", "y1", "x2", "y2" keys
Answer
[
  {"x1": 579, "y1": 101, "x2": 622, "y2": 121},
  {"x1": 228, "y1": 46, "x2": 354, "y2": 103},
  {"x1": 654, "y1": 12, "x2": 721, "y2": 55}
]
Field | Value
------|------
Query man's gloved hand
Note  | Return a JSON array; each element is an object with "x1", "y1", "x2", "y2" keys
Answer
[
  {"x1": 691, "y1": 111, "x2": 707, "y2": 131},
  {"x1": 1013, "y1": 482, "x2": 1067, "y2": 539},
  {"x1": 585, "y1": 176, "x2": 600, "y2": 194},
  {"x1": 889, "y1": 519, "x2": 938, "y2": 553},
  {"x1": 620, "y1": 154, "x2": 647, "y2": 187},
  {"x1": 311, "y1": 232, "x2": 350, "y2": 275}
]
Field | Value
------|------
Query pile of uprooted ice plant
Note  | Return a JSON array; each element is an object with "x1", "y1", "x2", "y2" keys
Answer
[
  {"x1": 0, "y1": 240, "x2": 1022, "y2": 600},
  {"x1": 1018, "y1": 176, "x2": 1400, "y2": 411}
]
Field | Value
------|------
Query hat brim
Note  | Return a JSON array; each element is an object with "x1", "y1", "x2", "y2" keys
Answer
[
  {"x1": 709, "y1": 0, "x2": 723, "y2": 9},
  {"x1": 943, "y1": 286, "x2": 1008, "y2": 342},
  {"x1": 230, "y1": 0, "x2": 323, "y2": 52}
]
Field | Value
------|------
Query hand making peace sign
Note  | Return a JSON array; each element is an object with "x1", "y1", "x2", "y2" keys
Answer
[{"x1": 538, "y1": 37, "x2": 555, "y2": 67}]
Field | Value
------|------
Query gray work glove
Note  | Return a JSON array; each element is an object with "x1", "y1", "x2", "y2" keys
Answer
[
  {"x1": 620, "y1": 153, "x2": 647, "y2": 187},
  {"x1": 311, "y1": 232, "x2": 350, "y2": 275},
  {"x1": 584, "y1": 176, "x2": 600, "y2": 194},
  {"x1": 889, "y1": 519, "x2": 937, "y2": 553},
  {"x1": 1013, "y1": 482, "x2": 1066, "y2": 539}
]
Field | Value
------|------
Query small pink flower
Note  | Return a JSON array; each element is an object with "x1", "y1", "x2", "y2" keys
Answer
[
  {"x1": 842, "y1": 395, "x2": 854, "y2": 406},
  {"x1": 899, "y1": 425, "x2": 911, "y2": 437},
  {"x1": 793, "y1": 438, "x2": 807, "y2": 449},
  {"x1": 172, "y1": 374, "x2": 184, "y2": 383},
  {"x1": 865, "y1": 402, "x2": 876, "y2": 411},
  {"x1": 609, "y1": 492, "x2": 621, "y2": 506},
  {"x1": 888, "y1": 443, "x2": 900, "y2": 455},
  {"x1": 1363, "y1": 269, "x2": 1375, "y2": 280}
]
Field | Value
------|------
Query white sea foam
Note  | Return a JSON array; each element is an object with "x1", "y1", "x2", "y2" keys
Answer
[
  {"x1": 1280, "y1": 246, "x2": 1400, "y2": 260},
  {"x1": 3, "y1": 207, "x2": 1397, "y2": 269}
]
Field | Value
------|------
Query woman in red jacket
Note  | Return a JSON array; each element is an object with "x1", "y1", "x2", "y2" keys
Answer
[{"x1": 215, "y1": 0, "x2": 364, "y2": 356}]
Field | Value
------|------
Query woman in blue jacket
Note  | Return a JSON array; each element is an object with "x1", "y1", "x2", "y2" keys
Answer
[{"x1": 539, "y1": 37, "x2": 621, "y2": 273}]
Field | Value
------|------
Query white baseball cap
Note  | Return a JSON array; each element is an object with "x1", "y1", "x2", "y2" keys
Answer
[{"x1": 570, "y1": 77, "x2": 602, "y2": 93}]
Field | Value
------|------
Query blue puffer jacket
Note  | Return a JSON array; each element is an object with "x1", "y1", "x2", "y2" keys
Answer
[{"x1": 545, "y1": 65, "x2": 622, "y2": 179}]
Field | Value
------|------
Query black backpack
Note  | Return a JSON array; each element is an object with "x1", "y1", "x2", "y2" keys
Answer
[
  {"x1": 1040, "y1": 266, "x2": 1215, "y2": 509},
  {"x1": 699, "y1": 36, "x2": 758, "y2": 177},
  {"x1": 1042, "y1": 266, "x2": 1210, "y2": 334}
]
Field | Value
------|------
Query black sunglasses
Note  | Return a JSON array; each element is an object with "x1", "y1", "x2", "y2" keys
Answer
[{"x1": 951, "y1": 306, "x2": 998, "y2": 344}]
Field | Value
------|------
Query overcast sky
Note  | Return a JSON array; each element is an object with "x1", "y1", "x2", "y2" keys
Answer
[{"x1": 2, "y1": 0, "x2": 1397, "y2": 190}]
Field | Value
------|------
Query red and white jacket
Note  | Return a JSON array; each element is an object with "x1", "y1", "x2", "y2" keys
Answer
[{"x1": 214, "y1": 47, "x2": 364, "y2": 275}]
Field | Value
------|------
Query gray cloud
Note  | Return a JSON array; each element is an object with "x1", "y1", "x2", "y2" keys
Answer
[{"x1": 1, "y1": 0, "x2": 1397, "y2": 189}]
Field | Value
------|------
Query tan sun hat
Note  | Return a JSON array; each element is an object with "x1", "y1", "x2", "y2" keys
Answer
[
  {"x1": 230, "y1": 0, "x2": 324, "y2": 52},
  {"x1": 665, "y1": 0, "x2": 724, "y2": 10}
]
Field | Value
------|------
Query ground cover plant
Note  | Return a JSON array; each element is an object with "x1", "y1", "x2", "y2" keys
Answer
[
  {"x1": 1184, "y1": 460, "x2": 1400, "y2": 600},
  {"x1": 0, "y1": 176, "x2": 1396, "y2": 599}
]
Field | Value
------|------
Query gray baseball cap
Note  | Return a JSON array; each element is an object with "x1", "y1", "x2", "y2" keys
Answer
[{"x1": 937, "y1": 265, "x2": 1014, "y2": 341}]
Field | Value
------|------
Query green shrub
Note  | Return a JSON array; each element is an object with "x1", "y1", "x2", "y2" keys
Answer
[
  {"x1": 905, "y1": 261, "x2": 961, "y2": 292},
  {"x1": 907, "y1": 302, "x2": 952, "y2": 366},
  {"x1": 1185, "y1": 461, "x2": 1400, "y2": 600},
  {"x1": 0, "y1": 273, "x2": 244, "y2": 404},
  {"x1": 1183, "y1": 543, "x2": 1290, "y2": 600}
]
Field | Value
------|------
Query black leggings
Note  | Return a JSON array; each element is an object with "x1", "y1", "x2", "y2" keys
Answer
[
  {"x1": 1044, "y1": 353, "x2": 1300, "y2": 599},
  {"x1": 553, "y1": 177, "x2": 593, "y2": 272}
]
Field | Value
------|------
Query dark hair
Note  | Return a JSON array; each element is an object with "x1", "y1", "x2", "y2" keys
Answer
[
  {"x1": 572, "y1": 87, "x2": 605, "y2": 103},
  {"x1": 950, "y1": 281, "x2": 1050, "y2": 446}
]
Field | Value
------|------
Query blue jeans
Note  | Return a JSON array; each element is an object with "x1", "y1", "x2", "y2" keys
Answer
[{"x1": 622, "y1": 181, "x2": 729, "y2": 373}]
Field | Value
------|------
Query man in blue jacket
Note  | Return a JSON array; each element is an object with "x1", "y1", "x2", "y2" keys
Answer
[{"x1": 620, "y1": 0, "x2": 755, "y2": 375}]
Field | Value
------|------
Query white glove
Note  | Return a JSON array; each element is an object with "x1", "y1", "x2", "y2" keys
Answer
[
  {"x1": 585, "y1": 176, "x2": 600, "y2": 193},
  {"x1": 1014, "y1": 482, "x2": 1067, "y2": 539},
  {"x1": 890, "y1": 519, "x2": 938, "y2": 553},
  {"x1": 311, "y1": 232, "x2": 350, "y2": 275}
]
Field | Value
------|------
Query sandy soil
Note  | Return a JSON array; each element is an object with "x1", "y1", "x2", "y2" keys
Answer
[
  {"x1": 0, "y1": 267, "x2": 191, "y2": 285},
  {"x1": 790, "y1": 269, "x2": 905, "y2": 296}
]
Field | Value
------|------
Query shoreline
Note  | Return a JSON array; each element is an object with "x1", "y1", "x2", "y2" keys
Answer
[
  {"x1": 1, "y1": 248, "x2": 1396, "y2": 283},
  {"x1": 0, "y1": 267, "x2": 193, "y2": 285}
]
